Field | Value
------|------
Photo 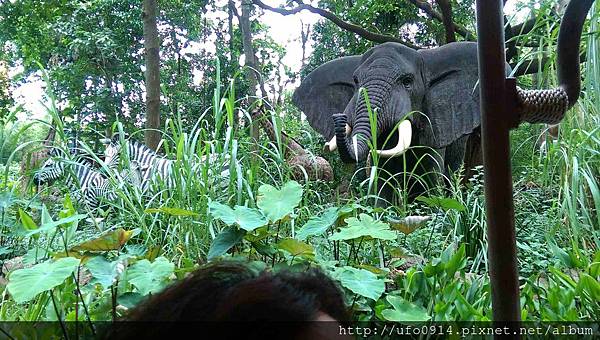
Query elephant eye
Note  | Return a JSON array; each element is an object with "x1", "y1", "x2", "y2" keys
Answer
[
  {"x1": 353, "y1": 75, "x2": 359, "y2": 85},
  {"x1": 401, "y1": 75, "x2": 414, "y2": 88}
]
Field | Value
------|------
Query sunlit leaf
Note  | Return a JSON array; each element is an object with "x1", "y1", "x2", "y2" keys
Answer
[
  {"x1": 330, "y1": 214, "x2": 396, "y2": 241},
  {"x1": 71, "y1": 228, "x2": 134, "y2": 252},
  {"x1": 145, "y1": 207, "x2": 199, "y2": 217},
  {"x1": 18, "y1": 208, "x2": 37, "y2": 231},
  {"x1": 296, "y1": 207, "x2": 339, "y2": 240},
  {"x1": 257, "y1": 181, "x2": 303, "y2": 222},
  {"x1": 85, "y1": 256, "x2": 122, "y2": 289},
  {"x1": 209, "y1": 201, "x2": 268, "y2": 231},
  {"x1": 127, "y1": 257, "x2": 174, "y2": 295},
  {"x1": 445, "y1": 244, "x2": 466, "y2": 276},
  {"x1": 388, "y1": 215, "x2": 431, "y2": 235},
  {"x1": 277, "y1": 238, "x2": 314, "y2": 258},
  {"x1": 7, "y1": 257, "x2": 80, "y2": 304},
  {"x1": 333, "y1": 266, "x2": 385, "y2": 301},
  {"x1": 207, "y1": 226, "x2": 246, "y2": 260},
  {"x1": 382, "y1": 295, "x2": 431, "y2": 321}
]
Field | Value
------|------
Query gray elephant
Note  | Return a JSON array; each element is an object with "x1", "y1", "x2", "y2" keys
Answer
[
  {"x1": 293, "y1": 0, "x2": 592, "y2": 203},
  {"x1": 293, "y1": 41, "x2": 483, "y2": 202}
]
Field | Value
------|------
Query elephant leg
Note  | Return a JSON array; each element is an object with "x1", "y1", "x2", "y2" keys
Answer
[
  {"x1": 398, "y1": 147, "x2": 445, "y2": 200},
  {"x1": 462, "y1": 130, "x2": 483, "y2": 183},
  {"x1": 444, "y1": 134, "x2": 469, "y2": 176}
]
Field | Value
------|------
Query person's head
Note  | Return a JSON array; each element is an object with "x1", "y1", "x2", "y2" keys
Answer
[{"x1": 109, "y1": 261, "x2": 350, "y2": 339}]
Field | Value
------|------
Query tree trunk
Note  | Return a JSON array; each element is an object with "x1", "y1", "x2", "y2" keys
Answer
[
  {"x1": 435, "y1": 0, "x2": 456, "y2": 44},
  {"x1": 239, "y1": 0, "x2": 265, "y2": 152},
  {"x1": 143, "y1": 0, "x2": 161, "y2": 150}
]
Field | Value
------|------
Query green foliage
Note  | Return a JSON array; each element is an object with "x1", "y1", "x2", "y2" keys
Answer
[
  {"x1": 381, "y1": 295, "x2": 431, "y2": 322},
  {"x1": 1, "y1": 1, "x2": 599, "y2": 330},
  {"x1": 333, "y1": 266, "x2": 385, "y2": 301},
  {"x1": 127, "y1": 257, "x2": 175, "y2": 295},
  {"x1": 208, "y1": 201, "x2": 267, "y2": 231},
  {"x1": 330, "y1": 213, "x2": 396, "y2": 241},
  {"x1": 256, "y1": 180, "x2": 303, "y2": 223},
  {"x1": 7, "y1": 257, "x2": 80, "y2": 304}
]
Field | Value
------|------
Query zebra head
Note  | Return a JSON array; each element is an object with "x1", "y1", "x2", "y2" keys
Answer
[{"x1": 33, "y1": 148, "x2": 66, "y2": 185}]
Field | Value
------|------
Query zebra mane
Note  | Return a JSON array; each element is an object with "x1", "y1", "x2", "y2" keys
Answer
[{"x1": 127, "y1": 138, "x2": 161, "y2": 156}]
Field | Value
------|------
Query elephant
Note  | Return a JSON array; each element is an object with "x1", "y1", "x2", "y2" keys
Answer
[
  {"x1": 293, "y1": 41, "x2": 484, "y2": 202},
  {"x1": 292, "y1": 0, "x2": 593, "y2": 204}
]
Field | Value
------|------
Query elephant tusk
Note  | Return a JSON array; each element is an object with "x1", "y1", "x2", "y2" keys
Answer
[
  {"x1": 376, "y1": 120, "x2": 412, "y2": 158},
  {"x1": 324, "y1": 124, "x2": 351, "y2": 152},
  {"x1": 352, "y1": 134, "x2": 359, "y2": 162}
]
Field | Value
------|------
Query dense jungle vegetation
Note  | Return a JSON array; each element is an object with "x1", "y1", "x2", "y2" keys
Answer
[{"x1": 0, "y1": 0, "x2": 598, "y2": 332}]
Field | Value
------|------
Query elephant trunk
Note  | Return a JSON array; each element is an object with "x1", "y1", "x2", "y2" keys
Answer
[
  {"x1": 334, "y1": 82, "x2": 388, "y2": 163},
  {"x1": 517, "y1": 0, "x2": 594, "y2": 124}
]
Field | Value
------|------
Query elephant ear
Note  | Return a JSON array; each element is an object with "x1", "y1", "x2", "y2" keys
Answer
[
  {"x1": 419, "y1": 42, "x2": 481, "y2": 149},
  {"x1": 292, "y1": 56, "x2": 361, "y2": 140}
]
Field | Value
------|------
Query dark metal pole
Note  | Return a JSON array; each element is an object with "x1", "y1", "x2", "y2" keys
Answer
[{"x1": 475, "y1": 0, "x2": 521, "y2": 326}]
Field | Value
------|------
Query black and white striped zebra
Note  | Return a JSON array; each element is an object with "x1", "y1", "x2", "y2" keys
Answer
[
  {"x1": 103, "y1": 135, "x2": 230, "y2": 193},
  {"x1": 33, "y1": 149, "x2": 117, "y2": 209}
]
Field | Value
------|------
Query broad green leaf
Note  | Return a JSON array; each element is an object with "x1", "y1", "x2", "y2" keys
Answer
[
  {"x1": 244, "y1": 227, "x2": 274, "y2": 242},
  {"x1": 381, "y1": 295, "x2": 431, "y2": 322},
  {"x1": 7, "y1": 257, "x2": 80, "y2": 304},
  {"x1": 549, "y1": 242, "x2": 575, "y2": 268},
  {"x1": 416, "y1": 196, "x2": 465, "y2": 212},
  {"x1": 454, "y1": 293, "x2": 481, "y2": 320},
  {"x1": 445, "y1": 244, "x2": 466, "y2": 276},
  {"x1": 388, "y1": 215, "x2": 431, "y2": 235},
  {"x1": 330, "y1": 214, "x2": 396, "y2": 241},
  {"x1": 85, "y1": 256, "x2": 121, "y2": 289},
  {"x1": 145, "y1": 207, "x2": 199, "y2": 217},
  {"x1": 209, "y1": 202, "x2": 268, "y2": 231},
  {"x1": 576, "y1": 274, "x2": 600, "y2": 300},
  {"x1": 252, "y1": 242, "x2": 277, "y2": 256},
  {"x1": 71, "y1": 228, "x2": 134, "y2": 252},
  {"x1": 333, "y1": 266, "x2": 385, "y2": 301},
  {"x1": 60, "y1": 194, "x2": 76, "y2": 218},
  {"x1": 257, "y1": 181, "x2": 303, "y2": 222},
  {"x1": 277, "y1": 238, "x2": 314, "y2": 258},
  {"x1": 23, "y1": 247, "x2": 49, "y2": 265},
  {"x1": 207, "y1": 226, "x2": 246, "y2": 260},
  {"x1": 127, "y1": 257, "x2": 174, "y2": 295},
  {"x1": 423, "y1": 258, "x2": 444, "y2": 278},
  {"x1": 25, "y1": 214, "x2": 87, "y2": 237},
  {"x1": 296, "y1": 207, "x2": 339, "y2": 240},
  {"x1": 41, "y1": 204, "x2": 52, "y2": 226},
  {"x1": 18, "y1": 208, "x2": 37, "y2": 231}
]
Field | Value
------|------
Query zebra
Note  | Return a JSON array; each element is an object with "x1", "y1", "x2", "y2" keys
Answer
[
  {"x1": 102, "y1": 135, "x2": 230, "y2": 193},
  {"x1": 33, "y1": 148, "x2": 117, "y2": 209}
]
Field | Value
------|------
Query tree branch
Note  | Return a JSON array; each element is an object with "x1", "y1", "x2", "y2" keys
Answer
[
  {"x1": 406, "y1": 0, "x2": 475, "y2": 41},
  {"x1": 435, "y1": 0, "x2": 455, "y2": 43},
  {"x1": 510, "y1": 17, "x2": 537, "y2": 37},
  {"x1": 251, "y1": 0, "x2": 420, "y2": 49}
]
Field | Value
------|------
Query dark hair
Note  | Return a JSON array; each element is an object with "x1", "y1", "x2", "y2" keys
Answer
[{"x1": 107, "y1": 261, "x2": 350, "y2": 339}]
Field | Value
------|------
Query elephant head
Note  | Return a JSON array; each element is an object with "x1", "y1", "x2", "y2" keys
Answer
[
  {"x1": 293, "y1": 0, "x2": 594, "y2": 168},
  {"x1": 293, "y1": 41, "x2": 482, "y2": 165}
]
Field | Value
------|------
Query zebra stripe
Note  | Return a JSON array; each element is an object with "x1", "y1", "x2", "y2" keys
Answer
[
  {"x1": 34, "y1": 153, "x2": 117, "y2": 209},
  {"x1": 104, "y1": 137, "x2": 230, "y2": 193}
]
